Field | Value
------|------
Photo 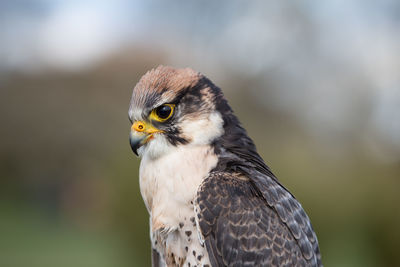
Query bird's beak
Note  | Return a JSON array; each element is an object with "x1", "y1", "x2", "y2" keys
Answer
[{"x1": 129, "y1": 121, "x2": 163, "y2": 156}]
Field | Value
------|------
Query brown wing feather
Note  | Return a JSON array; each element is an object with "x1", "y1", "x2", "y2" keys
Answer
[{"x1": 196, "y1": 172, "x2": 321, "y2": 266}]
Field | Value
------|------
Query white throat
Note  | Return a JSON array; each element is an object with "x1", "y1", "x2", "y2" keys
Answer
[{"x1": 139, "y1": 144, "x2": 218, "y2": 230}]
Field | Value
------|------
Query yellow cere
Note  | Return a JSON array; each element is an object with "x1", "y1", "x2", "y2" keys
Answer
[
  {"x1": 132, "y1": 120, "x2": 163, "y2": 134},
  {"x1": 132, "y1": 121, "x2": 146, "y2": 132}
]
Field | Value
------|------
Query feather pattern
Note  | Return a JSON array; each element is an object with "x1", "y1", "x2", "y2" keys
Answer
[{"x1": 196, "y1": 172, "x2": 321, "y2": 266}]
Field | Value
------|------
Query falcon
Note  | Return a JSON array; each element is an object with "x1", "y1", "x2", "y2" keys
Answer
[{"x1": 128, "y1": 66, "x2": 322, "y2": 267}]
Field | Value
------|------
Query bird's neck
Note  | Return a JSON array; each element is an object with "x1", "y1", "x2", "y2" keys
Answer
[
  {"x1": 212, "y1": 99, "x2": 275, "y2": 177},
  {"x1": 139, "y1": 144, "x2": 218, "y2": 231}
]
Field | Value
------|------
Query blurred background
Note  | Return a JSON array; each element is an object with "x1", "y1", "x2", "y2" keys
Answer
[{"x1": 1, "y1": 0, "x2": 399, "y2": 266}]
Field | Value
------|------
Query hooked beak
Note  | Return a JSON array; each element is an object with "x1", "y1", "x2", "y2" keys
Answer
[
  {"x1": 129, "y1": 121, "x2": 162, "y2": 156},
  {"x1": 129, "y1": 131, "x2": 146, "y2": 156}
]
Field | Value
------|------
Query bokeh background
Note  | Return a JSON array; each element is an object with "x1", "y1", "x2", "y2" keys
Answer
[{"x1": 1, "y1": 1, "x2": 400, "y2": 266}]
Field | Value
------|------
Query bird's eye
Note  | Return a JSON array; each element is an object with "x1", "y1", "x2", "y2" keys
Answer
[{"x1": 151, "y1": 104, "x2": 175, "y2": 122}]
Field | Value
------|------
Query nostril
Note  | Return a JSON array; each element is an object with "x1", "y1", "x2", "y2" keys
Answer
[{"x1": 132, "y1": 121, "x2": 146, "y2": 132}]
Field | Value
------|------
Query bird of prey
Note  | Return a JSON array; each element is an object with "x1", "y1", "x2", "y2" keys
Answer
[{"x1": 128, "y1": 66, "x2": 322, "y2": 267}]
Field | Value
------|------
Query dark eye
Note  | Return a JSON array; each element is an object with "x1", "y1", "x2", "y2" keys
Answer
[
  {"x1": 156, "y1": 105, "x2": 172, "y2": 119},
  {"x1": 153, "y1": 104, "x2": 174, "y2": 121}
]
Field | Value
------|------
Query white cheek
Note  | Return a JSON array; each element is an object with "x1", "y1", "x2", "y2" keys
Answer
[{"x1": 180, "y1": 111, "x2": 224, "y2": 145}]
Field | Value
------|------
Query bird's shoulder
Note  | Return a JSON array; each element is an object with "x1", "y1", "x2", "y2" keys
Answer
[{"x1": 195, "y1": 171, "x2": 321, "y2": 266}]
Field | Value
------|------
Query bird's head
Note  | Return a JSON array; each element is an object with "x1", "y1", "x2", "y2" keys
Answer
[{"x1": 128, "y1": 66, "x2": 225, "y2": 159}]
